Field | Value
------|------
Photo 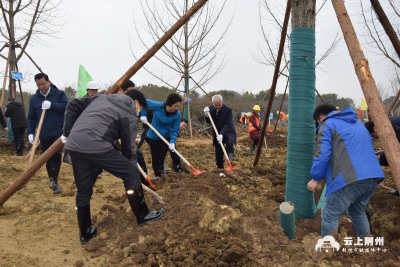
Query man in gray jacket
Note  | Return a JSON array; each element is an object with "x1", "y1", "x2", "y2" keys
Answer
[{"x1": 62, "y1": 92, "x2": 165, "y2": 244}]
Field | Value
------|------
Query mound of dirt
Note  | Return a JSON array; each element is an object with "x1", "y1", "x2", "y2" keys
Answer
[{"x1": 1, "y1": 135, "x2": 400, "y2": 266}]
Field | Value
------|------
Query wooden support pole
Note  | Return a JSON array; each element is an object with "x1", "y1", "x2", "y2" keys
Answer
[
  {"x1": 106, "y1": 0, "x2": 209, "y2": 94},
  {"x1": 23, "y1": 51, "x2": 43, "y2": 73},
  {"x1": 387, "y1": 89, "x2": 400, "y2": 115},
  {"x1": 0, "y1": 47, "x2": 11, "y2": 109},
  {"x1": 370, "y1": 0, "x2": 400, "y2": 59},
  {"x1": 315, "y1": 88, "x2": 326, "y2": 104},
  {"x1": 332, "y1": 0, "x2": 400, "y2": 191},
  {"x1": 186, "y1": 93, "x2": 193, "y2": 140},
  {"x1": 190, "y1": 77, "x2": 212, "y2": 99},
  {"x1": 253, "y1": 0, "x2": 291, "y2": 167},
  {"x1": 0, "y1": 139, "x2": 64, "y2": 206},
  {"x1": 274, "y1": 78, "x2": 289, "y2": 132}
]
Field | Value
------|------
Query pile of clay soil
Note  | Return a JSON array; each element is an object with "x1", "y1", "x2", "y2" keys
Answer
[{"x1": 1, "y1": 133, "x2": 400, "y2": 266}]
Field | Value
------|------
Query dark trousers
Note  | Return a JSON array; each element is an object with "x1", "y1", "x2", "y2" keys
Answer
[
  {"x1": 138, "y1": 128, "x2": 149, "y2": 149},
  {"x1": 12, "y1": 127, "x2": 25, "y2": 148},
  {"x1": 69, "y1": 149, "x2": 141, "y2": 206},
  {"x1": 215, "y1": 138, "x2": 234, "y2": 169},
  {"x1": 146, "y1": 137, "x2": 170, "y2": 177},
  {"x1": 40, "y1": 136, "x2": 62, "y2": 171},
  {"x1": 253, "y1": 139, "x2": 260, "y2": 147},
  {"x1": 169, "y1": 148, "x2": 181, "y2": 172}
]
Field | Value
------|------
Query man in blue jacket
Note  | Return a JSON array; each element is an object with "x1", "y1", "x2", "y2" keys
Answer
[
  {"x1": 308, "y1": 104, "x2": 384, "y2": 238},
  {"x1": 28, "y1": 73, "x2": 68, "y2": 194}
]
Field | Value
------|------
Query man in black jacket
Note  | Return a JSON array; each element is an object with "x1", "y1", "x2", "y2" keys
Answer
[
  {"x1": 5, "y1": 98, "x2": 27, "y2": 156},
  {"x1": 204, "y1": 95, "x2": 237, "y2": 169},
  {"x1": 365, "y1": 116, "x2": 400, "y2": 196},
  {"x1": 62, "y1": 91, "x2": 165, "y2": 244}
]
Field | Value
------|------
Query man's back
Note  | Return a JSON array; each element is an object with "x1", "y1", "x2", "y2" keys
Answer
[{"x1": 312, "y1": 107, "x2": 384, "y2": 195}]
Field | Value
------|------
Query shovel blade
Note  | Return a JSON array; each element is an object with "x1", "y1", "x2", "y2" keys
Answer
[
  {"x1": 225, "y1": 166, "x2": 232, "y2": 172},
  {"x1": 145, "y1": 177, "x2": 157, "y2": 191},
  {"x1": 190, "y1": 165, "x2": 202, "y2": 176}
]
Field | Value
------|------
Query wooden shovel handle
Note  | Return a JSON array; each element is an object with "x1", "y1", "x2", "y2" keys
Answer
[
  {"x1": 206, "y1": 111, "x2": 232, "y2": 167},
  {"x1": 144, "y1": 121, "x2": 191, "y2": 167},
  {"x1": 29, "y1": 109, "x2": 46, "y2": 165}
]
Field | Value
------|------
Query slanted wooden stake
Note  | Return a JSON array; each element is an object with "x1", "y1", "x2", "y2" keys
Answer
[
  {"x1": 370, "y1": 0, "x2": 400, "y2": 60},
  {"x1": 253, "y1": 0, "x2": 291, "y2": 167},
  {"x1": 332, "y1": 0, "x2": 400, "y2": 191}
]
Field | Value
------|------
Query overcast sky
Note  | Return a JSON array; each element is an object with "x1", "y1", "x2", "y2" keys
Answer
[{"x1": 5, "y1": 0, "x2": 398, "y2": 108}]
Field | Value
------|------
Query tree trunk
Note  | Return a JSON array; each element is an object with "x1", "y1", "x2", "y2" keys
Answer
[
  {"x1": 332, "y1": 0, "x2": 400, "y2": 192},
  {"x1": 8, "y1": 0, "x2": 17, "y2": 100},
  {"x1": 291, "y1": 0, "x2": 315, "y2": 29},
  {"x1": 285, "y1": 0, "x2": 317, "y2": 219},
  {"x1": 370, "y1": 0, "x2": 400, "y2": 60},
  {"x1": 183, "y1": 0, "x2": 193, "y2": 140}
]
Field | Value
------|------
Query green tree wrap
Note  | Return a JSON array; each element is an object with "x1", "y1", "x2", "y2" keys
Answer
[{"x1": 285, "y1": 28, "x2": 317, "y2": 219}]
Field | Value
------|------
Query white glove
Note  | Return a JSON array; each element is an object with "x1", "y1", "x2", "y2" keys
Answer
[
  {"x1": 204, "y1": 106, "x2": 210, "y2": 116},
  {"x1": 28, "y1": 134, "x2": 34, "y2": 144},
  {"x1": 140, "y1": 116, "x2": 148, "y2": 124},
  {"x1": 217, "y1": 134, "x2": 223, "y2": 143},
  {"x1": 61, "y1": 135, "x2": 68, "y2": 144},
  {"x1": 169, "y1": 143, "x2": 175, "y2": 152},
  {"x1": 42, "y1": 100, "x2": 51, "y2": 110}
]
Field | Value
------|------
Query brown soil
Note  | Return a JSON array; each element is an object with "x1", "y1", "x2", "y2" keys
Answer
[{"x1": 1, "y1": 132, "x2": 400, "y2": 266}]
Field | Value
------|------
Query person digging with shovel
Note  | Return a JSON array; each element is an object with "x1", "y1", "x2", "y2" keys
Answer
[
  {"x1": 62, "y1": 91, "x2": 165, "y2": 244},
  {"x1": 249, "y1": 105, "x2": 262, "y2": 154},
  {"x1": 204, "y1": 94, "x2": 237, "y2": 169}
]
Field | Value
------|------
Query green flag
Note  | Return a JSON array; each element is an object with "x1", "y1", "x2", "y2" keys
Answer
[{"x1": 77, "y1": 65, "x2": 93, "y2": 98}]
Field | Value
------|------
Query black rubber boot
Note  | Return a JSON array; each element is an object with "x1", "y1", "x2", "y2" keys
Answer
[
  {"x1": 126, "y1": 187, "x2": 165, "y2": 226},
  {"x1": 48, "y1": 162, "x2": 62, "y2": 194},
  {"x1": 76, "y1": 205, "x2": 97, "y2": 244}
]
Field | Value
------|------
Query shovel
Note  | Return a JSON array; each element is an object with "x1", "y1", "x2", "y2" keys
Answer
[
  {"x1": 206, "y1": 111, "x2": 238, "y2": 171},
  {"x1": 29, "y1": 109, "x2": 46, "y2": 165},
  {"x1": 137, "y1": 163, "x2": 157, "y2": 191},
  {"x1": 144, "y1": 121, "x2": 202, "y2": 175}
]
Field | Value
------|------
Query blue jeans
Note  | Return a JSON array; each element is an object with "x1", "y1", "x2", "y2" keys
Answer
[{"x1": 321, "y1": 178, "x2": 380, "y2": 238}]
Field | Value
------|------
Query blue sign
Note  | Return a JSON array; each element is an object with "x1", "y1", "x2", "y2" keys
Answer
[
  {"x1": 11, "y1": 71, "x2": 23, "y2": 80},
  {"x1": 188, "y1": 97, "x2": 192, "y2": 102},
  {"x1": 270, "y1": 112, "x2": 273, "y2": 120}
]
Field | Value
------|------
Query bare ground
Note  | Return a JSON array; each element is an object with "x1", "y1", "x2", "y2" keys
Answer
[{"x1": 0, "y1": 131, "x2": 399, "y2": 266}]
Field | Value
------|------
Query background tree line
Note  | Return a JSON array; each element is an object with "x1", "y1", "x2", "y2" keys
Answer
[{"x1": 1, "y1": 84, "x2": 360, "y2": 128}]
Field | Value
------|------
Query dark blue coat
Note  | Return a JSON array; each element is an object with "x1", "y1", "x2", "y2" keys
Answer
[
  {"x1": 205, "y1": 104, "x2": 237, "y2": 145},
  {"x1": 28, "y1": 85, "x2": 68, "y2": 139}
]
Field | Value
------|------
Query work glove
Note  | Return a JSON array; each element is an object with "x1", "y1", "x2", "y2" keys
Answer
[
  {"x1": 140, "y1": 116, "x2": 148, "y2": 124},
  {"x1": 217, "y1": 134, "x2": 223, "y2": 143},
  {"x1": 42, "y1": 100, "x2": 51, "y2": 110},
  {"x1": 204, "y1": 106, "x2": 210, "y2": 116},
  {"x1": 28, "y1": 134, "x2": 34, "y2": 144},
  {"x1": 169, "y1": 143, "x2": 175, "y2": 152},
  {"x1": 61, "y1": 135, "x2": 68, "y2": 144}
]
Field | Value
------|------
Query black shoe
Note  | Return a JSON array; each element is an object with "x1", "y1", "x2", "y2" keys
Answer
[
  {"x1": 387, "y1": 189, "x2": 400, "y2": 196},
  {"x1": 76, "y1": 205, "x2": 97, "y2": 244},
  {"x1": 150, "y1": 176, "x2": 160, "y2": 183},
  {"x1": 126, "y1": 188, "x2": 165, "y2": 226},
  {"x1": 80, "y1": 226, "x2": 97, "y2": 244},
  {"x1": 53, "y1": 184, "x2": 62, "y2": 194},
  {"x1": 160, "y1": 169, "x2": 169, "y2": 175},
  {"x1": 49, "y1": 177, "x2": 56, "y2": 189},
  {"x1": 139, "y1": 208, "x2": 165, "y2": 226}
]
